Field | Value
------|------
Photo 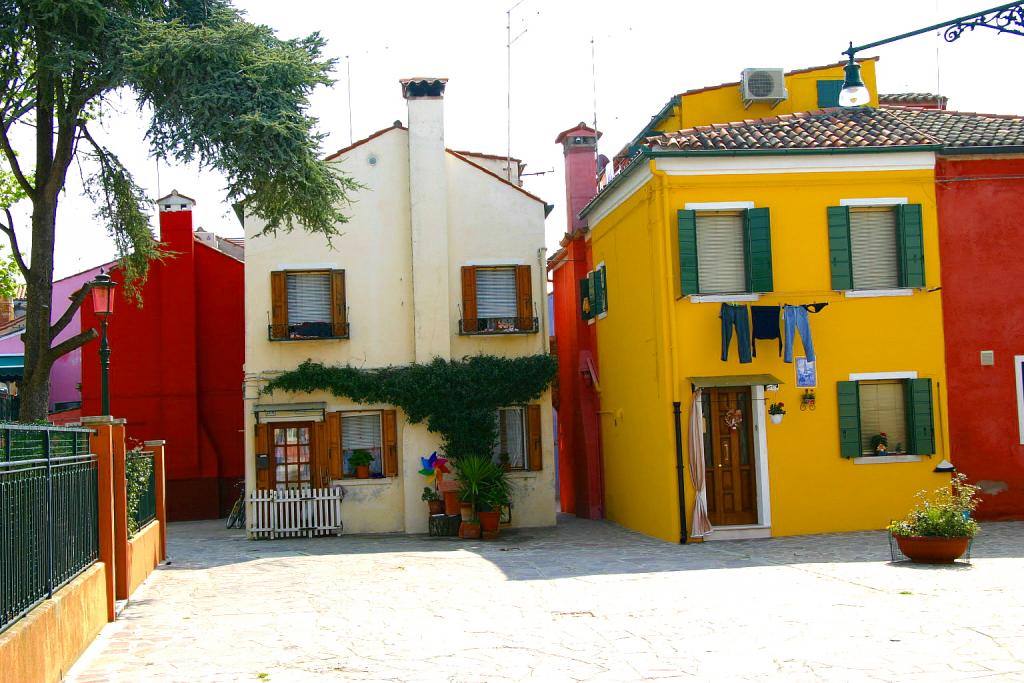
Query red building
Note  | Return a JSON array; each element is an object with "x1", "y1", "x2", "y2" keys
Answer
[
  {"x1": 885, "y1": 105, "x2": 1024, "y2": 519},
  {"x1": 548, "y1": 123, "x2": 604, "y2": 519},
  {"x1": 81, "y1": 191, "x2": 245, "y2": 520}
]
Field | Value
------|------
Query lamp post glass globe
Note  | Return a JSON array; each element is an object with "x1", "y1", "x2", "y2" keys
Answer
[{"x1": 839, "y1": 58, "x2": 870, "y2": 107}]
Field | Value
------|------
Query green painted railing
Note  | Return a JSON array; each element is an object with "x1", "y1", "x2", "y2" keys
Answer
[
  {"x1": 0, "y1": 424, "x2": 98, "y2": 633},
  {"x1": 126, "y1": 450, "x2": 156, "y2": 537}
]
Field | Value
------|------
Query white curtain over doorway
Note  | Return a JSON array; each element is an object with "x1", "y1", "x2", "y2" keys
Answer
[{"x1": 688, "y1": 389, "x2": 713, "y2": 538}]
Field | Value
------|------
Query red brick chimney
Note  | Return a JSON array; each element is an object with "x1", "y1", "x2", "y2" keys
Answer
[{"x1": 555, "y1": 123, "x2": 601, "y2": 234}]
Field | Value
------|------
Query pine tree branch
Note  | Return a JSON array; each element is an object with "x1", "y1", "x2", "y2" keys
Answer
[
  {"x1": 49, "y1": 280, "x2": 92, "y2": 340},
  {"x1": 46, "y1": 328, "x2": 98, "y2": 363},
  {"x1": 0, "y1": 124, "x2": 33, "y2": 195},
  {"x1": 0, "y1": 207, "x2": 30, "y2": 279}
]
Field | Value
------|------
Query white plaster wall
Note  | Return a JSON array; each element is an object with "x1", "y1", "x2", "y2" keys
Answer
[{"x1": 242, "y1": 112, "x2": 555, "y2": 534}]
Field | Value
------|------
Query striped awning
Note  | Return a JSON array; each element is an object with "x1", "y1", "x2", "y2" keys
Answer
[{"x1": 0, "y1": 355, "x2": 24, "y2": 380}]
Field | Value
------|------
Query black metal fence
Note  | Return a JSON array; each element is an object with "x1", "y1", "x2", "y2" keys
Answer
[
  {"x1": 0, "y1": 424, "x2": 98, "y2": 633},
  {"x1": 0, "y1": 394, "x2": 19, "y2": 422},
  {"x1": 126, "y1": 450, "x2": 156, "y2": 537}
]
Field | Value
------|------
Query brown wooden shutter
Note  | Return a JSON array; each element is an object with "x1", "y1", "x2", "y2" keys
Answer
[
  {"x1": 515, "y1": 265, "x2": 533, "y2": 331},
  {"x1": 461, "y1": 266, "x2": 478, "y2": 333},
  {"x1": 527, "y1": 404, "x2": 543, "y2": 471},
  {"x1": 270, "y1": 271, "x2": 288, "y2": 340},
  {"x1": 255, "y1": 423, "x2": 271, "y2": 490},
  {"x1": 382, "y1": 410, "x2": 398, "y2": 477},
  {"x1": 330, "y1": 270, "x2": 347, "y2": 337},
  {"x1": 327, "y1": 411, "x2": 343, "y2": 481},
  {"x1": 313, "y1": 421, "x2": 329, "y2": 487}
]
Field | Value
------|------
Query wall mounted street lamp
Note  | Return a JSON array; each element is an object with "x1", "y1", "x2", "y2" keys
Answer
[
  {"x1": 90, "y1": 273, "x2": 117, "y2": 416},
  {"x1": 840, "y1": 2, "x2": 1024, "y2": 106}
]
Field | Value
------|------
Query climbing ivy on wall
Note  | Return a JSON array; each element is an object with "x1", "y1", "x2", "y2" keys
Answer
[{"x1": 264, "y1": 355, "x2": 558, "y2": 459}]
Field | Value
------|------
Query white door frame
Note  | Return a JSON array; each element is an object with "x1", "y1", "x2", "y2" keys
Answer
[{"x1": 751, "y1": 385, "x2": 772, "y2": 528}]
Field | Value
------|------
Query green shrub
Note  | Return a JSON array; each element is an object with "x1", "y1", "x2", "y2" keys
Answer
[{"x1": 888, "y1": 473, "x2": 980, "y2": 538}]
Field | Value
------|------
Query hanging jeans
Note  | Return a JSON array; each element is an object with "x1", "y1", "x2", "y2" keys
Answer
[
  {"x1": 720, "y1": 303, "x2": 752, "y2": 364},
  {"x1": 783, "y1": 304, "x2": 815, "y2": 363}
]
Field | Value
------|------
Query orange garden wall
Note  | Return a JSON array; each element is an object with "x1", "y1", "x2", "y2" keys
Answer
[
  {"x1": 127, "y1": 521, "x2": 162, "y2": 597},
  {"x1": 0, "y1": 564, "x2": 108, "y2": 683}
]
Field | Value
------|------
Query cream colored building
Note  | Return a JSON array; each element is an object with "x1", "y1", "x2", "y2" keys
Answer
[{"x1": 243, "y1": 78, "x2": 555, "y2": 534}]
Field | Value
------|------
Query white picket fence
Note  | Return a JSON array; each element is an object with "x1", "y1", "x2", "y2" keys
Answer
[{"x1": 249, "y1": 487, "x2": 345, "y2": 539}]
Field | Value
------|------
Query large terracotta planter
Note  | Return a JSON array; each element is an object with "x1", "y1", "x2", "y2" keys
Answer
[
  {"x1": 459, "y1": 521, "x2": 481, "y2": 539},
  {"x1": 895, "y1": 535, "x2": 971, "y2": 564},
  {"x1": 478, "y1": 510, "x2": 500, "y2": 535},
  {"x1": 438, "y1": 480, "x2": 460, "y2": 515}
]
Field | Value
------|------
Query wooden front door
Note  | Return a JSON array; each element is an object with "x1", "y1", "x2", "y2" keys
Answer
[{"x1": 703, "y1": 388, "x2": 758, "y2": 526}]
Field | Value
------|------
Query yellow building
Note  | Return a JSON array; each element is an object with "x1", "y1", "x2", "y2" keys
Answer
[{"x1": 580, "y1": 66, "x2": 952, "y2": 542}]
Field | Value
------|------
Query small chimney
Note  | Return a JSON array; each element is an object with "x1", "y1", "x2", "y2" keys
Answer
[
  {"x1": 555, "y1": 123, "x2": 601, "y2": 234},
  {"x1": 156, "y1": 189, "x2": 196, "y2": 253},
  {"x1": 401, "y1": 78, "x2": 452, "y2": 362}
]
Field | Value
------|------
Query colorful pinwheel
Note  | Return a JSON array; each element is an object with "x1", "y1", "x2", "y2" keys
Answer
[{"x1": 418, "y1": 451, "x2": 450, "y2": 485}]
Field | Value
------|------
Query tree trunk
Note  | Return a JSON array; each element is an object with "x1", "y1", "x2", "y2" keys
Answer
[{"x1": 20, "y1": 195, "x2": 58, "y2": 422}]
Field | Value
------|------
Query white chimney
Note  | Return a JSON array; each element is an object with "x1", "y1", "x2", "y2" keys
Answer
[{"x1": 402, "y1": 77, "x2": 451, "y2": 362}]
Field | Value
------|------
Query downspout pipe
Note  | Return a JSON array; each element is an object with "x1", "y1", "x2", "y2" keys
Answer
[{"x1": 673, "y1": 401, "x2": 687, "y2": 544}]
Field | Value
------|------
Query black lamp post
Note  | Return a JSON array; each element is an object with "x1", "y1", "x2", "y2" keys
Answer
[
  {"x1": 90, "y1": 273, "x2": 116, "y2": 415},
  {"x1": 840, "y1": 2, "x2": 1024, "y2": 106}
]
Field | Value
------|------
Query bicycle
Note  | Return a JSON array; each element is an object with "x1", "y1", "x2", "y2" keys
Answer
[{"x1": 226, "y1": 480, "x2": 247, "y2": 529}]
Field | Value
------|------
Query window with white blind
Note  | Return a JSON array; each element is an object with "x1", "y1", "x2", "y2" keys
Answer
[
  {"x1": 342, "y1": 412, "x2": 383, "y2": 477},
  {"x1": 858, "y1": 380, "x2": 907, "y2": 455},
  {"x1": 696, "y1": 212, "x2": 746, "y2": 294},
  {"x1": 492, "y1": 406, "x2": 528, "y2": 470},
  {"x1": 476, "y1": 268, "x2": 518, "y2": 318},
  {"x1": 849, "y1": 208, "x2": 899, "y2": 290},
  {"x1": 270, "y1": 269, "x2": 347, "y2": 341}
]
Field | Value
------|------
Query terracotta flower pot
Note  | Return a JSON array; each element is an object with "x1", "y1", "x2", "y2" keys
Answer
[
  {"x1": 442, "y1": 491, "x2": 460, "y2": 516},
  {"x1": 459, "y1": 521, "x2": 481, "y2": 539},
  {"x1": 478, "y1": 510, "x2": 500, "y2": 534},
  {"x1": 895, "y1": 535, "x2": 971, "y2": 564},
  {"x1": 427, "y1": 499, "x2": 444, "y2": 515},
  {"x1": 460, "y1": 501, "x2": 474, "y2": 522},
  {"x1": 355, "y1": 465, "x2": 369, "y2": 479}
]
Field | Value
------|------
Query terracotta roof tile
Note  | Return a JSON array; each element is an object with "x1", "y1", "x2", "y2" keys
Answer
[
  {"x1": 879, "y1": 93, "x2": 948, "y2": 105},
  {"x1": 882, "y1": 106, "x2": 1024, "y2": 149},
  {"x1": 645, "y1": 107, "x2": 938, "y2": 151}
]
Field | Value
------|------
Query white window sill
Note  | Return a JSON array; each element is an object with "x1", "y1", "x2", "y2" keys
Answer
[
  {"x1": 852, "y1": 455, "x2": 922, "y2": 465},
  {"x1": 843, "y1": 289, "x2": 913, "y2": 299},
  {"x1": 688, "y1": 293, "x2": 761, "y2": 303},
  {"x1": 330, "y1": 478, "x2": 397, "y2": 487}
]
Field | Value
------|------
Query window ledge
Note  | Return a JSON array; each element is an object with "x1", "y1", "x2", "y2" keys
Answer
[
  {"x1": 843, "y1": 289, "x2": 913, "y2": 299},
  {"x1": 505, "y1": 470, "x2": 539, "y2": 479},
  {"x1": 330, "y1": 478, "x2": 396, "y2": 487},
  {"x1": 852, "y1": 454, "x2": 922, "y2": 465},
  {"x1": 688, "y1": 293, "x2": 761, "y2": 303}
]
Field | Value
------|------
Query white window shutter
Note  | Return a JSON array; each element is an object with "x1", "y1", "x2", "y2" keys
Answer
[
  {"x1": 696, "y1": 214, "x2": 745, "y2": 294},
  {"x1": 850, "y1": 209, "x2": 899, "y2": 290}
]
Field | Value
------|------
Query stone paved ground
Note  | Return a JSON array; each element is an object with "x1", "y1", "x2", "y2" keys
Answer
[{"x1": 65, "y1": 516, "x2": 1024, "y2": 682}]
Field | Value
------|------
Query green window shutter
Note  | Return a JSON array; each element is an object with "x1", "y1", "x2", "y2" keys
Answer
[
  {"x1": 905, "y1": 378, "x2": 935, "y2": 455},
  {"x1": 837, "y1": 381, "x2": 862, "y2": 458},
  {"x1": 896, "y1": 203, "x2": 925, "y2": 288},
  {"x1": 744, "y1": 207, "x2": 774, "y2": 293},
  {"x1": 816, "y1": 80, "x2": 844, "y2": 108},
  {"x1": 677, "y1": 209, "x2": 699, "y2": 295},
  {"x1": 597, "y1": 266, "x2": 608, "y2": 314},
  {"x1": 579, "y1": 277, "x2": 592, "y2": 321},
  {"x1": 592, "y1": 267, "x2": 606, "y2": 316},
  {"x1": 827, "y1": 206, "x2": 854, "y2": 290}
]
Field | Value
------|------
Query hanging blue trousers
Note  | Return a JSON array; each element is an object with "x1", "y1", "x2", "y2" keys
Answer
[
  {"x1": 720, "y1": 304, "x2": 752, "y2": 364},
  {"x1": 783, "y1": 305, "x2": 815, "y2": 362}
]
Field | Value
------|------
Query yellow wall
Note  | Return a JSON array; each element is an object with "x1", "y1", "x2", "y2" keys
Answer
[
  {"x1": 0, "y1": 563, "x2": 108, "y2": 683},
  {"x1": 652, "y1": 61, "x2": 879, "y2": 133},
  {"x1": 589, "y1": 158, "x2": 951, "y2": 542},
  {"x1": 127, "y1": 521, "x2": 162, "y2": 596}
]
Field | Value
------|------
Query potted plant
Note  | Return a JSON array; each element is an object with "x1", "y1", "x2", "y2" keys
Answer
[
  {"x1": 421, "y1": 486, "x2": 443, "y2": 516},
  {"x1": 348, "y1": 449, "x2": 374, "y2": 479},
  {"x1": 768, "y1": 402, "x2": 786, "y2": 425},
  {"x1": 800, "y1": 390, "x2": 816, "y2": 411},
  {"x1": 478, "y1": 468, "x2": 513, "y2": 539},
  {"x1": 459, "y1": 518, "x2": 481, "y2": 539},
  {"x1": 870, "y1": 432, "x2": 889, "y2": 456},
  {"x1": 888, "y1": 473, "x2": 980, "y2": 564},
  {"x1": 455, "y1": 454, "x2": 494, "y2": 522}
]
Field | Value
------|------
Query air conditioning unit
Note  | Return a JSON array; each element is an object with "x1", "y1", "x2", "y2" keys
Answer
[{"x1": 741, "y1": 68, "x2": 787, "y2": 109}]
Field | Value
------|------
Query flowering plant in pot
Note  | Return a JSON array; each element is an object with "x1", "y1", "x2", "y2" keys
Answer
[
  {"x1": 870, "y1": 432, "x2": 889, "y2": 456},
  {"x1": 347, "y1": 449, "x2": 374, "y2": 479},
  {"x1": 421, "y1": 486, "x2": 443, "y2": 516},
  {"x1": 888, "y1": 473, "x2": 980, "y2": 564},
  {"x1": 768, "y1": 402, "x2": 786, "y2": 425}
]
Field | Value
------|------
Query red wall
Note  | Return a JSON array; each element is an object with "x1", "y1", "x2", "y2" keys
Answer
[
  {"x1": 937, "y1": 155, "x2": 1024, "y2": 519},
  {"x1": 81, "y1": 208, "x2": 243, "y2": 520}
]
